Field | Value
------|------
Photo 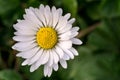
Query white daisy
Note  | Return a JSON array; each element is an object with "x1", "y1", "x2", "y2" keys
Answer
[{"x1": 12, "y1": 4, "x2": 82, "y2": 77}]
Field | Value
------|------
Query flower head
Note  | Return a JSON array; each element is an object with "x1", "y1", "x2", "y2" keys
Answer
[{"x1": 12, "y1": 4, "x2": 82, "y2": 77}]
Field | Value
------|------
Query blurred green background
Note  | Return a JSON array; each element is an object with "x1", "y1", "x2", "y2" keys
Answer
[{"x1": 0, "y1": 0, "x2": 120, "y2": 80}]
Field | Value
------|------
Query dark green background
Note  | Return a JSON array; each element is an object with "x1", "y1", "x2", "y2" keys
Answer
[{"x1": 0, "y1": 0, "x2": 120, "y2": 80}]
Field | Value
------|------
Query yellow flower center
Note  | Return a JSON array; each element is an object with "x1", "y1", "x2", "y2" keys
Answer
[{"x1": 36, "y1": 27, "x2": 58, "y2": 49}]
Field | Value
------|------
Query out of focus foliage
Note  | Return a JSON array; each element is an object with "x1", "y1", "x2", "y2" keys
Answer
[{"x1": 0, "y1": 0, "x2": 120, "y2": 80}]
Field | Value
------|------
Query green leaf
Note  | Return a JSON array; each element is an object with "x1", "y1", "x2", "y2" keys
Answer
[
  {"x1": 76, "y1": 16, "x2": 88, "y2": 29},
  {"x1": 86, "y1": 0, "x2": 120, "y2": 19},
  {"x1": 86, "y1": 0, "x2": 102, "y2": 20},
  {"x1": 88, "y1": 21, "x2": 119, "y2": 53},
  {"x1": 61, "y1": 0, "x2": 78, "y2": 17},
  {"x1": 29, "y1": 68, "x2": 43, "y2": 80},
  {"x1": 103, "y1": 18, "x2": 120, "y2": 45},
  {"x1": 101, "y1": 0, "x2": 120, "y2": 18},
  {"x1": 57, "y1": 45, "x2": 118, "y2": 80},
  {"x1": 0, "y1": 0, "x2": 21, "y2": 27},
  {"x1": 20, "y1": 66, "x2": 43, "y2": 80},
  {"x1": 79, "y1": 17, "x2": 120, "y2": 79},
  {"x1": 69, "y1": 46, "x2": 97, "y2": 80},
  {"x1": 64, "y1": 46, "x2": 119, "y2": 80},
  {"x1": 0, "y1": 70, "x2": 22, "y2": 80},
  {"x1": 27, "y1": 0, "x2": 41, "y2": 7},
  {"x1": 0, "y1": 0, "x2": 20, "y2": 16}
]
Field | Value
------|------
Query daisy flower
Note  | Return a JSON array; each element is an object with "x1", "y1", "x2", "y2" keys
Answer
[{"x1": 12, "y1": 4, "x2": 82, "y2": 77}]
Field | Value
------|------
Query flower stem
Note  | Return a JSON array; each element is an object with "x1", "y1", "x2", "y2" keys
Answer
[{"x1": 76, "y1": 22, "x2": 100, "y2": 38}]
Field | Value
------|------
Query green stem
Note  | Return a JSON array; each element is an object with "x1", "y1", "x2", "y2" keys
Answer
[{"x1": 76, "y1": 22, "x2": 100, "y2": 38}]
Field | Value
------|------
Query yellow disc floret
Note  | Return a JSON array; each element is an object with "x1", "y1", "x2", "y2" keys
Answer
[{"x1": 36, "y1": 27, "x2": 58, "y2": 49}]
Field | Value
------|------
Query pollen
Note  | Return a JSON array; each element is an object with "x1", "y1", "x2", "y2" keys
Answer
[{"x1": 36, "y1": 27, "x2": 58, "y2": 49}]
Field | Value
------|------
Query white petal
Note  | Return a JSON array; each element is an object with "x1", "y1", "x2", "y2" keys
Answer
[
  {"x1": 47, "y1": 67, "x2": 52, "y2": 77},
  {"x1": 44, "y1": 65, "x2": 53, "y2": 77},
  {"x1": 58, "y1": 24, "x2": 72, "y2": 34},
  {"x1": 30, "y1": 50, "x2": 50, "y2": 72},
  {"x1": 28, "y1": 49, "x2": 43, "y2": 65},
  {"x1": 60, "y1": 59, "x2": 67, "y2": 69},
  {"x1": 12, "y1": 41, "x2": 33, "y2": 49},
  {"x1": 47, "y1": 7, "x2": 52, "y2": 26},
  {"x1": 64, "y1": 13, "x2": 71, "y2": 20},
  {"x1": 38, "y1": 4, "x2": 47, "y2": 26},
  {"x1": 23, "y1": 16, "x2": 39, "y2": 29},
  {"x1": 44, "y1": 5, "x2": 51, "y2": 25},
  {"x1": 13, "y1": 20, "x2": 38, "y2": 31},
  {"x1": 54, "y1": 46, "x2": 64, "y2": 58},
  {"x1": 30, "y1": 62, "x2": 42, "y2": 72},
  {"x1": 68, "y1": 18, "x2": 75, "y2": 24},
  {"x1": 40, "y1": 50, "x2": 50, "y2": 65},
  {"x1": 32, "y1": 50, "x2": 49, "y2": 71},
  {"x1": 13, "y1": 36, "x2": 35, "y2": 42},
  {"x1": 52, "y1": 8, "x2": 62, "y2": 28},
  {"x1": 58, "y1": 40, "x2": 72, "y2": 49},
  {"x1": 63, "y1": 49, "x2": 74, "y2": 59},
  {"x1": 69, "y1": 47, "x2": 79, "y2": 56},
  {"x1": 24, "y1": 7, "x2": 43, "y2": 27},
  {"x1": 52, "y1": 8, "x2": 63, "y2": 28},
  {"x1": 52, "y1": 6, "x2": 58, "y2": 28},
  {"x1": 71, "y1": 27, "x2": 79, "y2": 32},
  {"x1": 71, "y1": 38, "x2": 82, "y2": 45},
  {"x1": 30, "y1": 64, "x2": 37, "y2": 72},
  {"x1": 31, "y1": 56, "x2": 43, "y2": 71},
  {"x1": 53, "y1": 63, "x2": 58, "y2": 71},
  {"x1": 16, "y1": 46, "x2": 39, "y2": 58},
  {"x1": 62, "y1": 53, "x2": 70, "y2": 60},
  {"x1": 59, "y1": 31, "x2": 71, "y2": 40},
  {"x1": 14, "y1": 30, "x2": 36, "y2": 36},
  {"x1": 55, "y1": 17, "x2": 67, "y2": 31},
  {"x1": 57, "y1": 8, "x2": 63, "y2": 16},
  {"x1": 47, "y1": 50, "x2": 53, "y2": 66},
  {"x1": 34, "y1": 9, "x2": 45, "y2": 26},
  {"x1": 70, "y1": 32, "x2": 78, "y2": 38},
  {"x1": 12, "y1": 40, "x2": 36, "y2": 51},
  {"x1": 44, "y1": 64, "x2": 49, "y2": 77},
  {"x1": 14, "y1": 21, "x2": 37, "y2": 35},
  {"x1": 52, "y1": 50, "x2": 59, "y2": 64},
  {"x1": 39, "y1": 4, "x2": 45, "y2": 12},
  {"x1": 22, "y1": 59, "x2": 30, "y2": 66}
]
